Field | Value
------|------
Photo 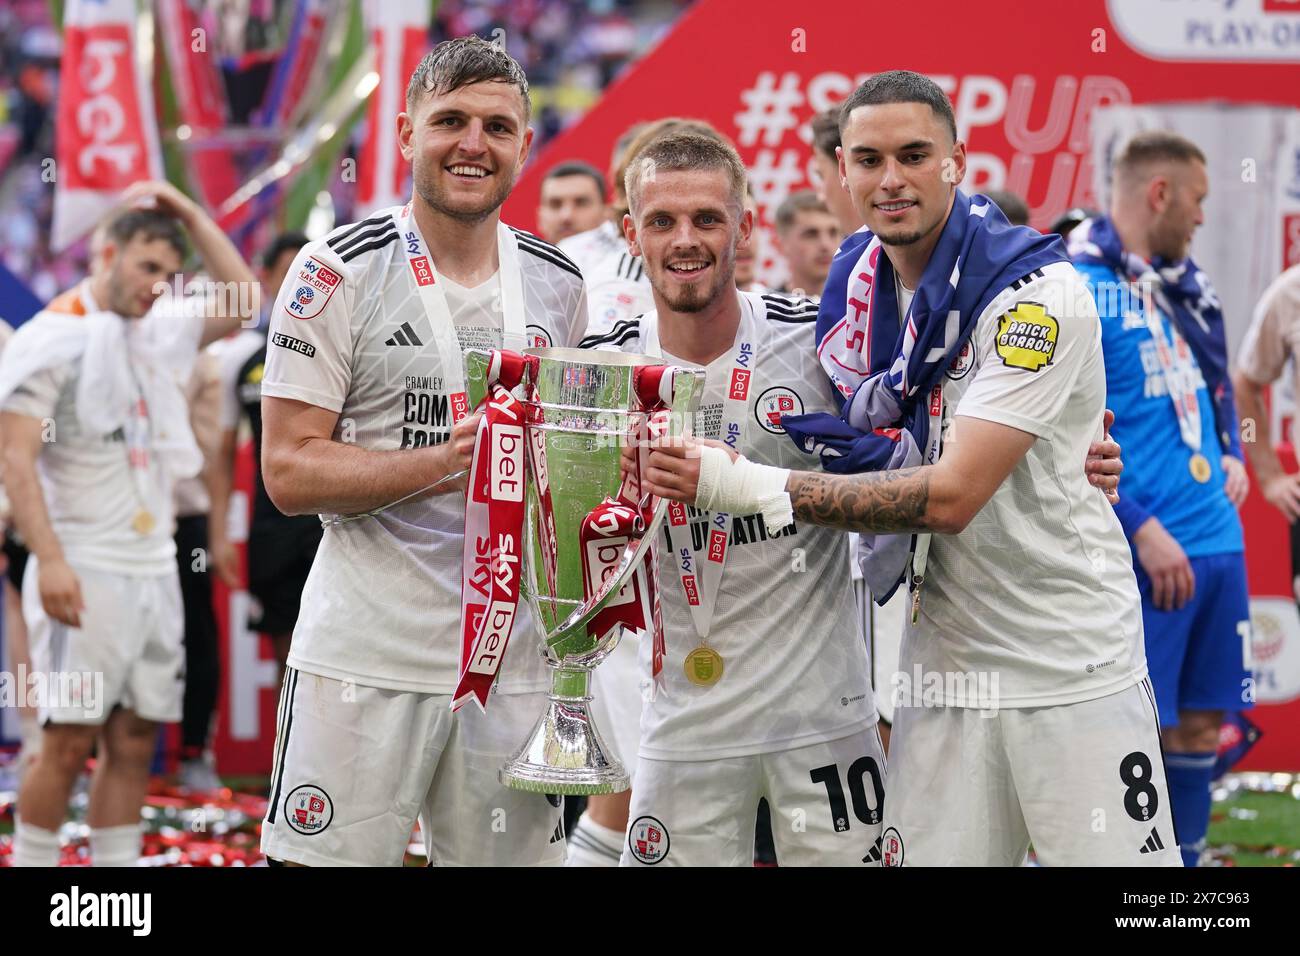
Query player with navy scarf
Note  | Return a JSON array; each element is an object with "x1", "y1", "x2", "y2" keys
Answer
[
  {"x1": 644, "y1": 72, "x2": 1164, "y2": 866},
  {"x1": 1069, "y1": 131, "x2": 1252, "y2": 868}
]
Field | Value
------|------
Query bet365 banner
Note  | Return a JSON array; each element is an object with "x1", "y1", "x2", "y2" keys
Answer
[{"x1": 51, "y1": 0, "x2": 165, "y2": 251}]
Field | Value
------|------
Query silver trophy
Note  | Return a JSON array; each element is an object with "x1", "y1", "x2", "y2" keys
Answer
[{"x1": 466, "y1": 348, "x2": 704, "y2": 795}]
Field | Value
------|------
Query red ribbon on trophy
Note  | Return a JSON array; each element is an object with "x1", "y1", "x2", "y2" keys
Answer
[
  {"x1": 577, "y1": 364, "x2": 676, "y2": 693},
  {"x1": 454, "y1": 350, "x2": 530, "y2": 712}
]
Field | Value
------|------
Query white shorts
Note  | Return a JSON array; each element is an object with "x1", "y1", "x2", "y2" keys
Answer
[
  {"x1": 22, "y1": 557, "x2": 183, "y2": 726},
  {"x1": 883, "y1": 678, "x2": 1181, "y2": 867},
  {"x1": 260, "y1": 668, "x2": 565, "y2": 867},
  {"x1": 587, "y1": 631, "x2": 642, "y2": 785},
  {"x1": 621, "y1": 725, "x2": 887, "y2": 866}
]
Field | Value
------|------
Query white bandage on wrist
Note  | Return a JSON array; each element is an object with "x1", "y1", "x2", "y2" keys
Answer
[{"x1": 695, "y1": 445, "x2": 793, "y2": 533}]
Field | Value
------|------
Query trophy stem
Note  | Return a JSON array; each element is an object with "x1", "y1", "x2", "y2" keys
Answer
[
  {"x1": 552, "y1": 667, "x2": 589, "y2": 699},
  {"x1": 498, "y1": 666, "x2": 630, "y2": 796}
]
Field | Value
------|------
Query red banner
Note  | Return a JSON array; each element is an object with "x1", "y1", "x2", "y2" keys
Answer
[
  {"x1": 507, "y1": 0, "x2": 1300, "y2": 267},
  {"x1": 52, "y1": 0, "x2": 165, "y2": 250},
  {"x1": 153, "y1": 0, "x2": 238, "y2": 213},
  {"x1": 358, "y1": 2, "x2": 427, "y2": 215}
]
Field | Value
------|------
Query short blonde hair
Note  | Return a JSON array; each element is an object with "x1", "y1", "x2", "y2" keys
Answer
[{"x1": 624, "y1": 130, "x2": 748, "y2": 218}]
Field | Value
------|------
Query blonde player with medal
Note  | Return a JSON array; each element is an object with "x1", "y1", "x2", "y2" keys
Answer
[
  {"x1": 642, "y1": 73, "x2": 1160, "y2": 867},
  {"x1": 582, "y1": 128, "x2": 887, "y2": 867},
  {"x1": 257, "y1": 38, "x2": 587, "y2": 867},
  {"x1": 0, "y1": 183, "x2": 256, "y2": 867}
]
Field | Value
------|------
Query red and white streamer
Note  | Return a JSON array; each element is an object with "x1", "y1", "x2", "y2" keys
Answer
[{"x1": 454, "y1": 351, "x2": 529, "y2": 712}]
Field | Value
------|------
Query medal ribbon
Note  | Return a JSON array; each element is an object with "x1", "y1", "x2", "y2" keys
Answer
[
  {"x1": 1138, "y1": 282, "x2": 1202, "y2": 454},
  {"x1": 454, "y1": 350, "x2": 530, "y2": 712},
  {"x1": 661, "y1": 320, "x2": 756, "y2": 652},
  {"x1": 393, "y1": 204, "x2": 527, "y2": 424}
]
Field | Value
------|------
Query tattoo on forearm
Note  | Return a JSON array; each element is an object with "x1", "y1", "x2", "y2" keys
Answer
[{"x1": 788, "y1": 467, "x2": 933, "y2": 534}]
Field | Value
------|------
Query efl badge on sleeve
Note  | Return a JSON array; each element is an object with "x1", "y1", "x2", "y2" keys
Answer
[
  {"x1": 284, "y1": 256, "x2": 341, "y2": 320},
  {"x1": 995, "y1": 302, "x2": 1058, "y2": 372}
]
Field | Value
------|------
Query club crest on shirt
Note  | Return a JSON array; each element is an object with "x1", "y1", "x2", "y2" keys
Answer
[
  {"x1": 995, "y1": 301, "x2": 1057, "y2": 372},
  {"x1": 946, "y1": 339, "x2": 975, "y2": 380},
  {"x1": 526, "y1": 324, "x2": 553, "y2": 349},
  {"x1": 880, "y1": 826, "x2": 904, "y2": 867},
  {"x1": 285, "y1": 256, "x2": 341, "y2": 320},
  {"x1": 755, "y1": 385, "x2": 804, "y2": 435},
  {"x1": 284, "y1": 784, "x2": 333, "y2": 835},
  {"x1": 628, "y1": 815, "x2": 670, "y2": 864}
]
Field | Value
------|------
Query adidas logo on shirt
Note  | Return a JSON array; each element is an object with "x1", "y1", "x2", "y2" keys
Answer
[
  {"x1": 385, "y1": 322, "x2": 424, "y2": 347},
  {"x1": 1138, "y1": 826, "x2": 1165, "y2": 854},
  {"x1": 862, "y1": 836, "x2": 883, "y2": 864}
]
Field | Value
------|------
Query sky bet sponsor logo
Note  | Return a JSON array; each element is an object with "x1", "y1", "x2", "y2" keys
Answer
[
  {"x1": 404, "y1": 231, "x2": 436, "y2": 286},
  {"x1": 270, "y1": 331, "x2": 316, "y2": 358},
  {"x1": 50, "y1": 886, "x2": 151, "y2": 936},
  {"x1": 284, "y1": 256, "x2": 339, "y2": 319},
  {"x1": 728, "y1": 341, "x2": 754, "y2": 401},
  {"x1": 490, "y1": 423, "x2": 525, "y2": 503},
  {"x1": 468, "y1": 598, "x2": 516, "y2": 675},
  {"x1": 663, "y1": 504, "x2": 798, "y2": 552}
]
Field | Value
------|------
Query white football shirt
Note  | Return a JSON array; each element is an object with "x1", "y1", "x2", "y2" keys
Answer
[
  {"x1": 581, "y1": 290, "x2": 876, "y2": 760},
  {"x1": 260, "y1": 209, "x2": 588, "y2": 694},
  {"x1": 0, "y1": 284, "x2": 205, "y2": 575},
  {"x1": 899, "y1": 260, "x2": 1146, "y2": 708},
  {"x1": 557, "y1": 220, "x2": 623, "y2": 278}
]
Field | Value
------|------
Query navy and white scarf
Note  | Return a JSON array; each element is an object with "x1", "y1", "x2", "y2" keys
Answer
[
  {"x1": 782, "y1": 190, "x2": 1066, "y2": 602},
  {"x1": 1067, "y1": 215, "x2": 1241, "y2": 458}
]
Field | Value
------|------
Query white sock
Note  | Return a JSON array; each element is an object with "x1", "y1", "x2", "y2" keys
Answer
[
  {"x1": 90, "y1": 823, "x2": 142, "y2": 867},
  {"x1": 13, "y1": 819, "x2": 61, "y2": 867},
  {"x1": 564, "y1": 813, "x2": 625, "y2": 867}
]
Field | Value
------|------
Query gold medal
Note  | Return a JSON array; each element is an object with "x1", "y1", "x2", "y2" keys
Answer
[
  {"x1": 683, "y1": 646, "x2": 724, "y2": 686},
  {"x1": 1188, "y1": 453, "x2": 1212, "y2": 484},
  {"x1": 131, "y1": 509, "x2": 156, "y2": 535}
]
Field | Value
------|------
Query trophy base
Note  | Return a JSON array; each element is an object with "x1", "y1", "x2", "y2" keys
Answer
[{"x1": 499, "y1": 685, "x2": 630, "y2": 796}]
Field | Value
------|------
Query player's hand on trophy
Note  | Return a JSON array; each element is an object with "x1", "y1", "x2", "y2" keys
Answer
[
  {"x1": 39, "y1": 556, "x2": 86, "y2": 628},
  {"x1": 121, "y1": 179, "x2": 200, "y2": 225},
  {"x1": 444, "y1": 411, "x2": 483, "y2": 486},
  {"x1": 1085, "y1": 408, "x2": 1123, "y2": 504},
  {"x1": 1133, "y1": 516, "x2": 1195, "y2": 611},
  {"x1": 646, "y1": 435, "x2": 735, "y2": 504}
]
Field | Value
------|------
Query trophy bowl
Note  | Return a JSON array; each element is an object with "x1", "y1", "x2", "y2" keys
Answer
[{"x1": 466, "y1": 347, "x2": 704, "y2": 795}]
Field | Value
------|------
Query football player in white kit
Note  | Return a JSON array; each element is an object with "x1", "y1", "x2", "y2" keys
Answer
[
  {"x1": 582, "y1": 130, "x2": 887, "y2": 867},
  {"x1": 2, "y1": 182, "x2": 256, "y2": 867},
  {"x1": 644, "y1": 72, "x2": 1177, "y2": 866},
  {"x1": 257, "y1": 37, "x2": 587, "y2": 867},
  {"x1": 563, "y1": 119, "x2": 732, "y2": 867}
]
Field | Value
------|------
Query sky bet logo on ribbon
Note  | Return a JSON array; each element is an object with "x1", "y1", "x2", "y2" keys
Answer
[
  {"x1": 729, "y1": 341, "x2": 754, "y2": 401},
  {"x1": 405, "y1": 230, "x2": 436, "y2": 286}
]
